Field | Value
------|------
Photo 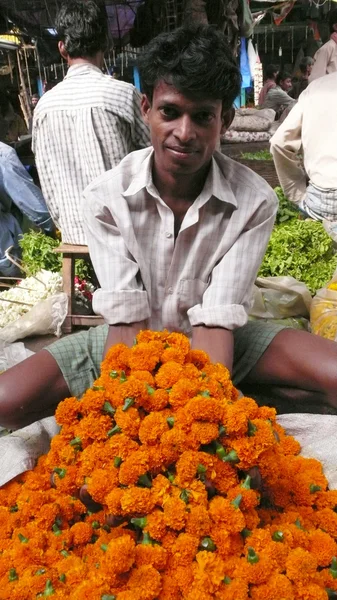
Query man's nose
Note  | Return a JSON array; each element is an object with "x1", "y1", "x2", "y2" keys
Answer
[{"x1": 174, "y1": 115, "x2": 196, "y2": 143}]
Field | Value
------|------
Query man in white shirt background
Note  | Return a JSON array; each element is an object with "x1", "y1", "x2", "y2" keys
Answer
[
  {"x1": 309, "y1": 8, "x2": 337, "y2": 82},
  {"x1": 2, "y1": 24, "x2": 337, "y2": 436},
  {"x1": 33, "y1": 0, "x2": 150, "y2": 245},
  {"x1": 270, "y1": 71, "x2": 337, "y2": 236}
]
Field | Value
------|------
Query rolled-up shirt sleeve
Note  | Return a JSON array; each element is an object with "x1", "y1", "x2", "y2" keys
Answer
[
  {"x1": 83, "y1": 186, "x2": 151, "y2": 324},
  {"x1": 187, "y1": 191, "x2": 278, "y2": 330}
]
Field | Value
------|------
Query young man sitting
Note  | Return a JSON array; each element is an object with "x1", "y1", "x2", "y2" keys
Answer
[{"x1": 1, "y1": 25, "x2": 337, "y2": 436}]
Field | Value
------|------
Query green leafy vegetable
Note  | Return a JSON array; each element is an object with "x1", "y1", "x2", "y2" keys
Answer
[
  {"x1": 19, "y1": 230, "x2": 62, "y2": 275},
  {"x1": 259, "y1": 219, "x2": 337, "y2": 294},
  {"x1": 240, "y1": 150, "x2": 273, "y2": 161},
  {"x1": 274, "y1": 187, "x2": 301, "y2": 224}
]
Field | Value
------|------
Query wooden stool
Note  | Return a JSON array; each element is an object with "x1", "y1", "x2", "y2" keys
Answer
[{"x1": 54, "y1": 244, "x2": 104, "y2": 333}]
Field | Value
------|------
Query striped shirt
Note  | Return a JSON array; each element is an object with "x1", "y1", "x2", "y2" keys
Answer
[
  {"x1": 32, "y1": 63, "x2": 150, "y2": 244},
  {"x1": 83, "y1": 147, "x2": 277, "y2": 334}
]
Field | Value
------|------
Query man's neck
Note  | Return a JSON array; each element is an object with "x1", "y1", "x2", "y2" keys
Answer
[
  {"x1": 153, "y1": 160, "x2": 211, "y2": 203},
  {"x1": 67, "y1": 55, "x2": 103, "y2": 70}
]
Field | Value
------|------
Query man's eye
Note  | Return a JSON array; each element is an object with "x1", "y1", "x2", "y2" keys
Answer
[
  {"x1": 196, "y1": 112, "x2": 214, "y2": 122},
  {"x1": 160, "y1": 107, "x2": 178, "y2": 118}
]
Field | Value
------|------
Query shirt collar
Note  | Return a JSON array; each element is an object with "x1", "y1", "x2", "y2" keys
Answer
[
  {"x1": 123, "y1": 148, "x2": 237, "y2": 208},
  {"x1": 65, "y1": 63, "x2": 103, "y2": 78}
]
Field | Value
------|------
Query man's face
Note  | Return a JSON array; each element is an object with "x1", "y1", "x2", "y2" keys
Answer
[
  {"x1": 141, "y1": 81, "x2": 229, "y2": 177},
  {"x1": 281, "y1": 77, "x2": 292, "y2": 92},
  {"x1": 306, "y1": 63, "x2": 313, "y2": 77}
]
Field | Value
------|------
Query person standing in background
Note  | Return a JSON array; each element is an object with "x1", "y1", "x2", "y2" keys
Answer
[
  {"x1": 290, "y1": 57, "x2": 314, "y2": 99},
  {"x1": 258, "y1": 64, "x2": 278, "y2": 106},
  {"x1": 0, "y1": 142, "x2": 54, "y2": 277},
  {"x1": 262, "y1": 71, "x2": 295, "y2": 118},
  {"x1": 33, "y1": 0, "x2": 150, "y2": 246},
  {"x1": 309, "y1": 9, "x2": 337, "y2": 82}
]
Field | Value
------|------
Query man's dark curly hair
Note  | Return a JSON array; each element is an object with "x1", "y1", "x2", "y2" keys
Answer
[
  {"x1": 56, "y1": 0, "x2": 108, "y2": 58},
  {"x1": 138, "y1": 25, "x2": 241, "y2": 111}
]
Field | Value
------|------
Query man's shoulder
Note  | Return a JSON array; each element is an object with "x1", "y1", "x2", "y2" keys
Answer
[
  {"x1": 84, "y1": 147, "x2": 151, "y2": 197},
  {"x1": 0, "y1": 141, "x2": 17, "y2": 163},
  {"x1": 216, "y1": 151, "x2": 277, "y2": 204}
]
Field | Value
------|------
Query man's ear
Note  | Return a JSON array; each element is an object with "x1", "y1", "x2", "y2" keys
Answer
[
  {"x1": 58, "y1": 41, "x2": 68, "y2": 61},
  {"x1": 141, "y1": 94, "x2": 151, "y2": 124},
  {"x1": 221, "y1": 107, "x2": 235, "y2": 134}
]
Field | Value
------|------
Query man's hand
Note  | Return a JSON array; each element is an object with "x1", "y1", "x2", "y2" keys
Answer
[{"x1": 192, "y1": 326, "x2": 234, "y2": 373}]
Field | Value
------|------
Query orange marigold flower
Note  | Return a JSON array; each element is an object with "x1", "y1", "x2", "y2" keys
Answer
[
  {"x1": 105, "y1": 487, "x2": 124, "y2": 515},
  {"x1": 163, "y1": 497, "x2": 187, "y2": 531},
  {"x1": 168, "y1": 379, "x2": 201, "y2": 410},
  {"x1": 308, "y1": 529, "x2": 337, "y2": 567},
  {"x1": 155, "y1": 361, "x2": 185, "y2": 389},
  {"x1": 101, "y1": 534, "x2": 136, "y2": 574},
  {"x1": 211, "y1": 458, "x2": 238, "y2": 495},
  {"x1": 227, "y1": 486, "x2": 260, "y2": 511},
  {"x1": 250, "y1": 574, "x2": 294, "y2": 600},
  {"x1": 160, "y1": 428, "x2": 191, "y2": 464},
  {"x1": 130, "y1": 370, "x2": 155, "y2": 385},
  {"x1": 144, "y1": 510, "x2": 167, "y2": 541},
  {"x1": 138, "y1": 412, "x2": 169, "y2": 446},
  {"x1": 161, "y1": 346, "x2": 186, "y2": 364},
  {"x1": 121, "y1": 487, "x2": 155, "y2": 516},
  {"x1": 70, "y1": 521, "x2": 92, "y2": 545},
  {"x1": 166, "y1": 332, "x2": 191, "y2": 355},
  {"x1": 314, "y1": 508, "x2": 337, "y2": 538},
  {"x1": 136, "y1": 329, "x2": 168, "y2": 343},
  {"x1": 127, "y1": 564, "x2": 162, "y2": 600},
  {"x1": 185, "y1": 349, "x2": 211, "y2": 369},
  {"x1": 185, "y1": 395, "x2": 225, "y2": 423},
  {"x1": 216, "y1": 577, "x2": 249, "y2": 600},
  {"x1": 119, "y1": 448, "x2": 150, "y2": 486},
  {"x1": 195, "y1": 550, "x2": 226, "y2": 591},
  {"x1": 77, "y1": 414, "x2": 111, "y2": 445},
  {"x1": 286, "y1": 548, "x2": 318, "y2": 582},
  {"x1": 293, "y1": 582, "x2": 328, "y2": 600},
  {"x1": 86, "y1": 466, "x2": 119, "y2": 504},
  {"x1": 160, "y1": 573, "x2": 181, "y2": 600},
  {"x1": 54, "y1": 396, "x2": 82, "y2": 427},
  {"x1": 106, "y1": 433, "x2": 139, "y2": 461},
  {"x1": 191, "y1": 421, "x2": 219, "y2": 445},
  {"x1": 142, "y1": 388, "x2": 170, "y2": 412},
  {"x1": 135, "y1": 544, "x2": 167, "y2": 571},
  {"x1": 114, "y1": 406, "x2": 141, "y2": 440},
  {"x1": 128, "y1": 341, "x2": 163, "y2": 372},
  {"x1": 170, "y1": 533, "x2": 199, "y2": 567},
  {"x1": 172, "y1": 564, "x2": 194, "y2": 596},
  {"x1": 185, "y1": 505, "x2": 211, "y2": 538},
  {"x1": 315, "y1": 490, "x2": 337, "y2": 511},
  {"x1": 209, "y1": 497, "x2": 245, "y2": 534},
  {"x1": 101, "y1": 342, "x2": 131, "y2": 372}
]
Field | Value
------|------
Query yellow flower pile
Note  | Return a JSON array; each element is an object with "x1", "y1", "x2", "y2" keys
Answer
[{"x1": 1, "y1": 330, "x2": 337, "y2": 600}]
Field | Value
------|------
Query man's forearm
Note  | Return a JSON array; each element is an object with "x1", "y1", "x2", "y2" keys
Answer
[
  {"x1": 103, "y1": 321, "x2": 148, "y2": 358},
  {"x1": 192, "y1": 326, "x2": 234, "y2": 373}
]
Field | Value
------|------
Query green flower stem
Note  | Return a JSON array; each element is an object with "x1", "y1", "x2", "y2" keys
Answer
[
  {"x1": 53, "y1": 467, "x2": 66, "y2": 479},
  {"x1": 131, "y1": 517, "x2": 147, "y2": 529},
  {"x1": 113, "y1": 456, "x2": 122, "y2": 468},
  {"x1": 222, "y1": 450, "x2": 239, "y2": 463},
  {"x1": 8, "y1": 568, "x2": 18, "y2": 582},
  {"x1": 247, "y1": 547, "x2": 259, "y2": 564},
  {"x1": 180, "y1": 489, "x2": 190, "y2": 504},
  {"x1": 142, "y1": 532, "x2": 154, "y2": 545},
  {"x1": 330, "y1": 557, "x2": 337, "y2": 579},
  {"x1": 241, "y1": 475, "x2": 251, "y2": 490},
  {"x1": 223, "y1": 576, "x2": 231, "y2": 584},
  {"x1": 167, "y1": 416, "x2": 174, "y2": 428},
  {"x1": 18, "y1": 533, "x2": 29, "y2": 543},
  {"x1": 200, "y1": 537, "x2": 216, "y2": 552},
  {"x1": 107, "y1": 425, "x2": 121, "y2": 437},
  {"x1": 103, "y1": 402, "x2": 115, "y2": 416},
  {"x1": 137, "y1": 474, "x2": 152, "y2": 488},
  {"x1": 310, "y1": 484, "x2": 322, "y2": 494},
  {"x1": 272, "y1": 531, "x2": 284, "y2": 542},
  {"x1": 69, "y1": 436, "x2": 82, "y2": 450},
  {"x1": 42, "y1": 580, "x2": 55, "y2": 596},
  {"x1": 248, "y1": 420, "x2": 257, "y2": 436},
  {"x1": 197, "y1": 464, "x2": 207, "y2": 474},
  {"x1": 231, "y1": 494, "x2": 242, "y2": 509},
  {"x1": 122, "y1": 397, "x2": 135, "y2": 411}
]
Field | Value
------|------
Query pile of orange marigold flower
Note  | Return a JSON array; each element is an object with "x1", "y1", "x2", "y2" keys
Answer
[{"x1": 1, "y1": 330, "x2": 337, "y2": 600}]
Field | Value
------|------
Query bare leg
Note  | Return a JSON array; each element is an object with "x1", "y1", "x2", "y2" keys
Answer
[
  {"x1": 244, "y1": 329, "x2": 337, "y2": 410},
  {"x1": 0, "y1": 350, "x2": 70, "y2": 430}
]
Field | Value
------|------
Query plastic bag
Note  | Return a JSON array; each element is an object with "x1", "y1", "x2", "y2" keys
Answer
[
  {"x1": 0, "y1": 292, "x2": 68, "y2": 343},
  {"x1": 310, "y1": 278, "x2": 337, "y2": 340},
  {"x1": 249, "y1": 276, "x2": 312, "y2": 320}
]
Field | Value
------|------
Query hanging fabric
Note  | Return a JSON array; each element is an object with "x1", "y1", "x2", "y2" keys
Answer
[
  {"x1": 254, "y1": 51, "x2": 263, "y2": 106},
  {"x1": 240, "y1": 37, "x2": 252, "y2": 88},
  {"x1": 247, "y1": 39, "x2": 257, "y2": 81}
]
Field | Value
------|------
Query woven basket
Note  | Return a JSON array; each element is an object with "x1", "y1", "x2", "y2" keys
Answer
[{"x1": 234, "y1": 158, "x2": 279, "y2": 189}]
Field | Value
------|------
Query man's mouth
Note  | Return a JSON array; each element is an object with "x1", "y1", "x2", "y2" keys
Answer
[{"x1": 166, "y1": 146, "x2": 198, "y2": 155}]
